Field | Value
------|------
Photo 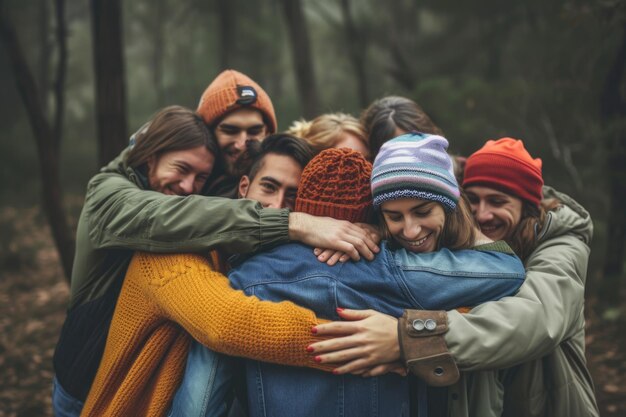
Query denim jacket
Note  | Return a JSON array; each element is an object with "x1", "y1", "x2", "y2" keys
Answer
[{"x1": 228, "y1": 241, "x2": 525, "y2": 417}]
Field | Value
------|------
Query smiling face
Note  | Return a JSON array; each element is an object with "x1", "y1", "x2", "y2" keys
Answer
[
  {"x1": 381, "y1": 198, "x2": 445, "y2": 253},
  {"x1": 238, "y1": 153, "x2": 302, "y2": 209},
  {"x1": 147, "y1": 146, "x2": 215, "y2": 196},
  {"x1": 464, "y1": 185, "x2": 523, "y2": 241},
  {"x1": 214, "y1": 108, "x2": 268, "y2": 176}
]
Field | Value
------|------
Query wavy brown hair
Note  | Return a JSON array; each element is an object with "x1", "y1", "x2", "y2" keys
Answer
[{"x1": 508, "y1": 198, "x2": 561, "y2": 261}]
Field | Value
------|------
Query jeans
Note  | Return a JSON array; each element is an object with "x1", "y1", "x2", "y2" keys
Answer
[
  {"x1": 52, "y1": 376, "x2": 83, "y2": 417},
  {"x1": 168, "y1": 340, "x2": 235, "y2": 417}
]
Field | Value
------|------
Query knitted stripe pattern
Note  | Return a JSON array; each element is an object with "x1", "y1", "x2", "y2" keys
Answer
[
  {"x1": 295, "y1": 148, "x2": 372, "y2": 223},
  {"x1": 371, "y1": 133, "x2": 460, "y2": 210},
  {"x1": 81, "y1": 252, "x2": 330, "y2": 417}
]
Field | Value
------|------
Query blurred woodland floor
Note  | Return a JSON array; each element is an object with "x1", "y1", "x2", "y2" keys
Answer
[{"x1": 0, "y1": 204, "x2": 625, "y2": 417}]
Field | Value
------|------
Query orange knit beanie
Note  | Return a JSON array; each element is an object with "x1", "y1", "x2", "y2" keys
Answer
[
  {"x1": 295, "y1": 148, "x2": 372, "y2": 223},
  {"x1": 463, "y1": 138, "x2": 544, "y2": 206},
  {"x1": 197, "y1": 69, "x2": 277, "y2": 133}
]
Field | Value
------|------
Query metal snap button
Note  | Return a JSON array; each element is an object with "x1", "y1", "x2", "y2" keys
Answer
[
  {"x1": 434, "y1": 367, "x2": 444, "y2": 376},
  {"x1": 412, "y1": 319, "x2": 425, "y2": 331},
  {"x1": 425, "y1": 319, "x2": 437, "y2": 331}
]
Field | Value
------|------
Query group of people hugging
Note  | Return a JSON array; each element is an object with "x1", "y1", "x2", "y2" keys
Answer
[{"x1": 51, "y1": 70, "x2": 599, "y2": 417}]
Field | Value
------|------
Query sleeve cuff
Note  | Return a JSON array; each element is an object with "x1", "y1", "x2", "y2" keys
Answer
[
  {"x1": 259, "y1": 208, "x2": 290, "y2": 250},
  {"x1": 398, "y1": 310, "x2": 459, "y2": 386}
]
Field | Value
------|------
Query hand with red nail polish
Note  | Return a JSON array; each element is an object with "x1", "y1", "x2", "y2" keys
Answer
[{"x1": 305, "y1": 309, "x2": 399, "y2": 375}]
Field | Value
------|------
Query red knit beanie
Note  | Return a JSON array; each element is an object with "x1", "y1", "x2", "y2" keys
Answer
[
  {"x1": 463, "y1": 138, "x2": 543, "y2": 207},
  {"x1": 197, "y1": 69, "x2": 277, "y2": 133},
  {"x1": 295, "y1": 148, "x2": 372, "y2": 223}
]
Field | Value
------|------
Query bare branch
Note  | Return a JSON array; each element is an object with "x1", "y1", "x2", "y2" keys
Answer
[{"x1": 53, "y1": 0, "x2": 67, "y2": 149}]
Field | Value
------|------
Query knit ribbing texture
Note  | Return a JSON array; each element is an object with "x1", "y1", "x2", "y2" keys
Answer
[{"x1": 371, "y1": 133, "x2": 460, "y2": 210}]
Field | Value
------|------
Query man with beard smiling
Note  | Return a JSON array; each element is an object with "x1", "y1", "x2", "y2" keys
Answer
[{"x1": 197, "y1": 69, "x2": 278, "y2": 197}]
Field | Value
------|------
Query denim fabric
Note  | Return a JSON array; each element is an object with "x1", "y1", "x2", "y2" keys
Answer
[
  {"x1": 227, "y1": 242, "x2": 525, "y2": 417},
  {"x1": 52, "y1": 376, "x2": 83, "y2": 417},
  {"x1": 168, "y1": 340, "x2": 235, "y2": 417}
]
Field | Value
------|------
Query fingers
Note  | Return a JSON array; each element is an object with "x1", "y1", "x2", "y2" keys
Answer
[
  {"x1": 302, "y1": 217, "x2": 379, "y2": 262},
  {"x1": 314, "y1": 249, "x2": 348, "y2": 266},
  {"x1": 308, "y1": 335, "x2": 359, "y2": 354},
  {"x1": 330, "y1": 357, "x2": 374, "y2": 374},
  {"x1": 337, "y1": 222, "x2": 379, "y2": 261},
  {"x1": 355, "y1": 223, "x2": 382, "y2": 245},
  {"x1": 312, "y1": 346, "x2": 367, "y2": 365},
  {"x1": 327, "y1": 251, "x2": 344, "y2": 266},
  {"x1": 336, "y1": 308, "x2": 375, "y2": 321},
  {"x1": 336, "y1": 240, "x2": 361, "y2": 262},
  {"x1": 312, "y1": 321, "x2": 360, "y2": 336},
  {"x1": 347, "y1": 230, "x2": 378, "y2": 261}
]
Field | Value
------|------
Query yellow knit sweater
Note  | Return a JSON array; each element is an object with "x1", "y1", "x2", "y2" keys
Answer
[{"x1": 81, "y1": 251, "x2": 329, "y2": 417}]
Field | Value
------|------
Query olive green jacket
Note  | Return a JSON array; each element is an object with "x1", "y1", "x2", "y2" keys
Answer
[
  {"x1": 56, "y1": 148, "x2": 291, "y2": 400},
  {"x1": 69, "y1": 149, "x2": 290, "y2": 308},
  {"x1": 443, "y1": 187, "x2": 599, "y2": 417}
]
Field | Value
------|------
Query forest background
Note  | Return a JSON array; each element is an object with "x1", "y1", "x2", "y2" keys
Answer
[{"x1": 0, "y1": 0, "x2": 625, "y2": 416}]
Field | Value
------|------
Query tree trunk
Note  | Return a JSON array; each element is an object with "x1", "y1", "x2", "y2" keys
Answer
[
  {"x1": 91, "y1": 0, "x2": 128, "y2": 167},
  {"x1": 0, "y1": 0, "x2": 75, "y2": 282},
  {"x1": 599, "y1": 22, "x2": 626, "y2": 305},
  {"x1": 385, "y1": 0, "x2": 419, "y2": 91},
  {"x1": 279, "y1": 0, "x2": 320, "y2": 119},
  {"x1": 37, "y1": 0, "x2": 51, "y2": 117},
  {"x1": 340, "y1": 0, "x2": 369, "y2": 108},
  {"x1": 152, "y1": 0, "x2": 166, "y2": 107},
  {"x1": 216, "y1": 0, "x2": 234, "y2": 70}
]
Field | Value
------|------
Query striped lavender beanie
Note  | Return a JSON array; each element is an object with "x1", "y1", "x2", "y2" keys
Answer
[{"x1": 371, "y1": 133, "x2": 460, "y2": 210}]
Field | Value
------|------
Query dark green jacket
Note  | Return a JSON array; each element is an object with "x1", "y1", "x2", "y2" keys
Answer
[{"x1": 55, "y1": 149, "x2": 290, "y2": 401}]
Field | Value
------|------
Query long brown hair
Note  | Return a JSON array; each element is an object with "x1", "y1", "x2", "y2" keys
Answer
[
  {"x1": 507, "y1": 198, "x2": 561, "y2": 261},
  {"x1": 380, "y1": 194, "x2": 476, "y2": 251},
  {"x1": 126, "y1": 105, "x2": 218, "y2": 171}
]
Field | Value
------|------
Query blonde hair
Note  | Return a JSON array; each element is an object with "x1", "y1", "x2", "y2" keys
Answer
[{"x1": 287, "y1": 113, "x2": 367, "y2": 154}]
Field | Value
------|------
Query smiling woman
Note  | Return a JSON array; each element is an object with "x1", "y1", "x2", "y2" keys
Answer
[
  {"x1": 380, "y1": 198, "x2": 446, "y2": 253},
  {"x1": 371, "y1": 133, "x2": 476, "y2": 254}
]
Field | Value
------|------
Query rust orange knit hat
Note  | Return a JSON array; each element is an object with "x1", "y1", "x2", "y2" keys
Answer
[
  {"x1": 197, "y1": 69, "x2": 277, "y2": 133},
  {"x1": 463, "y1": 137, "x2": 544, "y2": 206},
  {"x1": 295, "y1": 148, "x2": 372, "y2": 223}
]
